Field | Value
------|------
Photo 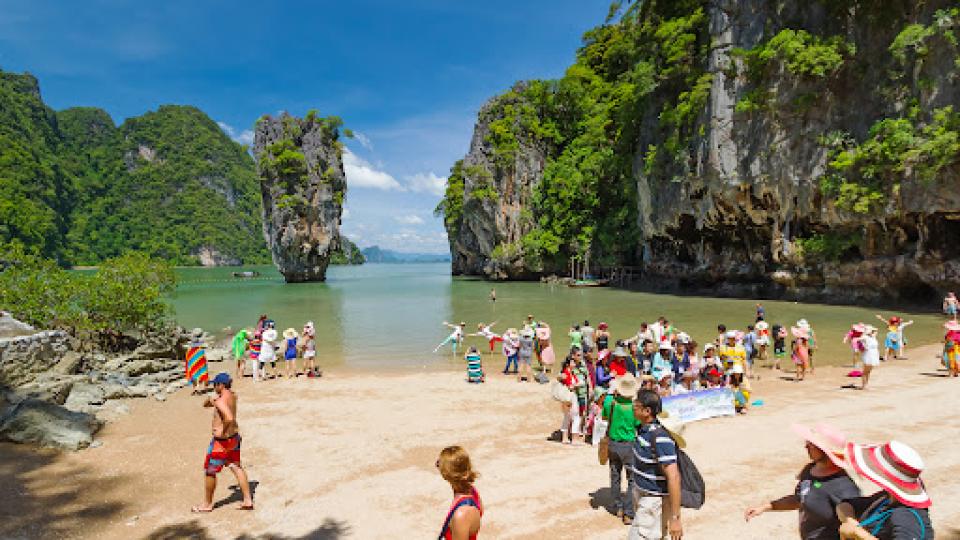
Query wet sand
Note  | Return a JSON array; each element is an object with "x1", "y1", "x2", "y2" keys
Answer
[{"x1": 1, "y1": 344, "x2": 959, "y2": 539}]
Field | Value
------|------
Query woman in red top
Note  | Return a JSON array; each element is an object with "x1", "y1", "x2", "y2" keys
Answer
[{"x1": 437, "y1": 445, "x2": 482, "y2": 540}]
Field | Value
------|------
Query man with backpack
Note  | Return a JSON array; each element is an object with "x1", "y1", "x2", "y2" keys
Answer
[{"x1": 630, "y1": 388, "x2": 683, "y2": 540}]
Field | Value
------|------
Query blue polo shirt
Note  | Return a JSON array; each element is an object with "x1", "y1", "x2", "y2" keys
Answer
[{"x1": 631, "y1": 422, "x2": 678, "y2": 496}]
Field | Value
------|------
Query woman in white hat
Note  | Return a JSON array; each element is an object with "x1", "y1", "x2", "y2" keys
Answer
[
  {"x1": 836, "y1": 441, "x2": 932, "y2": 539},
  {"x1": 259, "y1": 327, "x2": 278, "y2": 381},
  {"x1": 791, "y1": 326, "x2": 811, "y2": 382},
  {"x1": 859, "y1": 326, "x2": 880, "y2": 390},
  {"x1": 301, "y1": 322, "x2": 319, "y2": 378}
]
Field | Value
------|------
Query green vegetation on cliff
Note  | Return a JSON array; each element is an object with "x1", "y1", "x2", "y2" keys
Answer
[
  {"x1": 0, "y1": 68, "x2": 270, "y2": 266},
  {"x1": 330, "y1": 236, "x2": 365, "y2": 265}
]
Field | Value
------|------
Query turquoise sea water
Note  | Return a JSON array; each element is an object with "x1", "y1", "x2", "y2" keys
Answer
[{"x1": 170, "y1": 263, "x2": 947, "y2": 369}]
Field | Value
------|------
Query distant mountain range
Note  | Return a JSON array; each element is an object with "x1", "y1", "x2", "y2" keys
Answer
[{"x1": 360, "y1": 246, "x2": 450, "y2": 264}]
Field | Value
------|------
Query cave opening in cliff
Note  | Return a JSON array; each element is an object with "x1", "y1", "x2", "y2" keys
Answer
[{"x1": 925, "y1": 214, "x2": 960, "y2": 260}]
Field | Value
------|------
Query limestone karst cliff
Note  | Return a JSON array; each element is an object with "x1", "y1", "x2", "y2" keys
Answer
[
  {"x1": 438, "y1": 0, "x2": 960, "y2": 304},
  {"x1": 254, "y1": 112, "x2": 347, "y2": 282}
]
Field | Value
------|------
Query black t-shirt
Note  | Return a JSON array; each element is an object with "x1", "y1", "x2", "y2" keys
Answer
[
  {"x1": 845, "y1": 492, "x2": 933, "y2": 540},
  {"x1": 795, "y1": 464, "x2": 861, "y2": 540}
]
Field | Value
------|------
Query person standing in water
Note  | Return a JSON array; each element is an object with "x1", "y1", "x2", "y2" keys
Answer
[
  {"x1": 489, "y1": 288, "x2": 496, "y2": 303},
  {"x1": 435, "y1": 322, "x2": 466, "y2": 354},
  {"x1": 472, "y1": 322, "x2": 502, "y2": 354},
  {"x1": 192, "y1": 373, "x2": 253, "y2": 513}
]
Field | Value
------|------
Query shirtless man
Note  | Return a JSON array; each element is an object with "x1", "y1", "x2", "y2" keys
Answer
[{"x1": 192, "y1": 373, "x2": 254, "y2": 513}]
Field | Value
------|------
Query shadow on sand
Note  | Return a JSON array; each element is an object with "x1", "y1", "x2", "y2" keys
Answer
[
  {"x1": 213, "y1": 480, "x2": 260, "y2": 509},
  {"x1": 588, "y1": 487, "x2": 617, "y2": 516},
  {"x1": 0, "y1": 443, "x2": 129, "y2": 539},
  {"x1": 144, "y1": 518, "x2": 351, "y2": 540}
]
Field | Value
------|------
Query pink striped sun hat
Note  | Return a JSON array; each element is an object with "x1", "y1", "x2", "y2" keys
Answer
[{"x1": 845, "y1": 440, "x2": 931, "y2": 509}]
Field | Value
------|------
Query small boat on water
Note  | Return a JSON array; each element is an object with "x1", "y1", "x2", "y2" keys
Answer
[
  {"x1": 568, "y1": 279, "x2": 609, "y2": 288},
  {"x1": 232, "y1": 271, "x2": 261, "y2": 278}
]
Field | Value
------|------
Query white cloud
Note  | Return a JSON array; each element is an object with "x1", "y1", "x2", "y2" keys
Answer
[
  {"x1": 395, "y1": 214, "x2": 424, "y2": 225},
  {"x1": 405, "y1": 172, "x2": 447, "y2": 196},
  {"x1": 343, "y1": 149, "x2": 404, "y2": 191},
  {"x1": 352, "y1": 131, "x2": 373, "y2": 151},
  {"x1": 217, "y1": 121, "x2": 254, "y2": 146}
]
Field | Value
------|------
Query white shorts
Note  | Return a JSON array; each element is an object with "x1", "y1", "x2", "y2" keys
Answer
[
  {"x1": 304, "y1": 350, "x2": 316, "y2": 358},
  {"x1": 863, "y1": 355, "x2": 880, "y2": 367}
]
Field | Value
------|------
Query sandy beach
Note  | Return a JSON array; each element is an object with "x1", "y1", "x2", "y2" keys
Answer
[{"x1": 1, "y1": 343, "x2": 959, "y2": 540}]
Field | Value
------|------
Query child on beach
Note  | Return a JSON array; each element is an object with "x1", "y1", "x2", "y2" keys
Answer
[
  {"x1": 791, "y1": 327, "x2": 810, "y2": 382},
  {"x1": 501, "y1": 329, "x2": 520, "y2": 375},
  {"x1": 281, "y1": 328, "x2": 298, "y2": 378}
]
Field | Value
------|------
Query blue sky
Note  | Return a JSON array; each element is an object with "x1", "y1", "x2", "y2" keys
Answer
[{"x1": 0, "y1": 0, "x2": 608, "y2": 253}]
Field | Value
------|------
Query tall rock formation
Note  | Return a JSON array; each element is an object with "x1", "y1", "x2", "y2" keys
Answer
[
  {"x1": 442, "y1": 84, "x2": 546, "y2": 279},
  {"x1": 438, "y1": 0, "x2": 960, "y2": 304},
  {"x1": 254, "y1": 112, "x2": 346, "y2": 282}
]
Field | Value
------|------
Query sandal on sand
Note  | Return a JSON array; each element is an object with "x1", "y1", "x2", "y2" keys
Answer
[
  {"x1": 238, "y1": 504, "x2": 255, "y2": 511},
  {"x1": 191, "y1": 506, "x2": 213, "y2": 513}
]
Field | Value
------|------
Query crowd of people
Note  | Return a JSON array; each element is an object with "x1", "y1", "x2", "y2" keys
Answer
[
  {"x1": 185, "y1": 294, "x2": 960, "y2": 539},
  {"x1": 229, "y1": 314, "x2": 320, "y2": 382}
]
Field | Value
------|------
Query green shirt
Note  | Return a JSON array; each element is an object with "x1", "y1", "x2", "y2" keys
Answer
[
  {"x1": 569, "y1": 330, "x2": 583, "y2": 348},
  {"x1": 603, "y1": 395, "x2": 640, "y2": 442}
]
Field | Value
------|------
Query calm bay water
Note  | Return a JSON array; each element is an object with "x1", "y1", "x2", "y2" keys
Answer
[{"x1": 170, "y1": 263, "x2": 946, "y2": 369}]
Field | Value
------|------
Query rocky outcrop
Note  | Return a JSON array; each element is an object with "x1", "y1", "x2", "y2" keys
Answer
[
  {"x1": 254, "y1": 113, "x2": 346, "y2": 282},
  {"x1": 0, "y1": 328, "x2": 72, "y2": 387},
  {"x1": 629, "y1": 0, "x2": 960, "y2": 304},
  {"x1": 446, "y1": 85, "x2": 547, "y2": 279},
  {"x1": 0, "y1": 398, "x2": 102, "y2": 450},
  {"x1": 441, "y1": 1, "x2": 960, "y2": 304}
]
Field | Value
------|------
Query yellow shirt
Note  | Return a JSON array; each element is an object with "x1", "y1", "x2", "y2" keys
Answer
[{"x1": 719, "y1": 345, "x2": 746, "y2": 369}]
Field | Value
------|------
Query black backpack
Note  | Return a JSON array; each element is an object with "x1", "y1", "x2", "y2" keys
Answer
[{"x1": 649, "y1": 426, "x2": 706, "y2": 509}]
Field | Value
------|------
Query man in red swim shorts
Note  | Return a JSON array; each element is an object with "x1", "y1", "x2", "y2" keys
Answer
[{"x1": 192, "y1": 373, "x2": 254, "y2": 513}]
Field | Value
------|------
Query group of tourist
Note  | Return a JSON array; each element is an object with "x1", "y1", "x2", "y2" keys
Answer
[
  {"x1": 744, "y1": 424, "x2": 933, "y2": 540},
  {"x1": 230, "y1": 314, "x2": 320, "y2": 382},
  {"x1": 437, "y1": 316, "x2": 558, "y2": 383},
  {"x1": 186, "y1": 295, "x2": 960, "y2": 539}
]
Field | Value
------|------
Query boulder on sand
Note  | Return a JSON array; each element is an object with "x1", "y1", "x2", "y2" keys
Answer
[{"x1": 0, "y1": 398, "x2": 102, "y2": 450}]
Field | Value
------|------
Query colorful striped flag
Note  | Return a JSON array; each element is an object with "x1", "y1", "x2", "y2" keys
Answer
[{"x1": 186, "y1": 345, "x2": 209, "y2": 385}]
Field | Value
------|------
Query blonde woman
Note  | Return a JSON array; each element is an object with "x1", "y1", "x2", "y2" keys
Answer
[{"x1": 436, "y1": 446, "x2": 482, "y2": 540}]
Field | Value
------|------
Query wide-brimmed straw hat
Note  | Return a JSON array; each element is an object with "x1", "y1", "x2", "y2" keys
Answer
[
  {"x1": 851, "y1": 322, "x2": 867, "y2": 333},
  {"x1": 755, "y1": 321, "x2": 769, "y2": 331},
  {"x1": 657, "y1": 411, "x2": 687, "y2": 449},
  {"x1": 797, "y1": 319, "x2": 811, "y2": 329},
  {"x1": 676, "y1": 332, "x2": 691, "y2": 344},
  {"x1": 724, "y1": 330, "x2": 738, "y2": 340},
  {"x1": 845, "y1": 440, "x2": 931, "y2": 509},
  {"x1": 613, "y1": 373, "x2": 638, "y2": 398},
  {"x1": 945, "y1": 320, "x2": 960, "y2": 332},
  {"x1": 791, "y1": 423, "x2": 847, "y2": 468},
  {"x1": 703, "y1": 343, "x2": 716, "y2": 352},
  {"x1": 658, "y1": 342, "x2": 674, "y2": 351},
  {"x1": 864, "y1": 324, "x2": 878, "y2": 336},
  {"x1": 283, "y1": 328, "x2": 298, "y2": 339},
  {"x1": 612, "y1": 346, "x2": 629, "y2": 358},
  {"x1": 791, "y1": 326, "x2": 809, "y2": 339}
]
